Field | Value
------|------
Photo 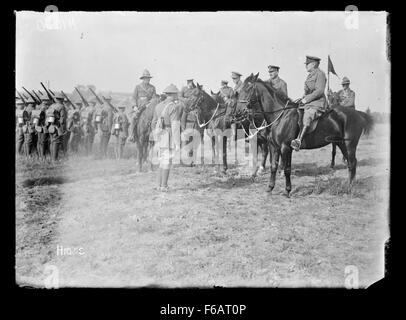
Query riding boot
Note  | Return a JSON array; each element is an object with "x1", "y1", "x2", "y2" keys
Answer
[{"x1": 291, "y1": 125, "x2": 309, "y2": 151}]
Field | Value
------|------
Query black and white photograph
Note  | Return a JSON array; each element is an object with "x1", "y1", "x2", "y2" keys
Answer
[{"x1": 15, "y1": 9, "x2": 390, "y2": 289}]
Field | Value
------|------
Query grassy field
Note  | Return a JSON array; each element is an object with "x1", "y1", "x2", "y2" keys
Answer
[{"x1": 15, "y1": 124, "x2": 389, "y2": 288}]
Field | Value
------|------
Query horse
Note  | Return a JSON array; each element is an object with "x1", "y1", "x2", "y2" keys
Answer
[
  {"x1": 209, "y1": 90, "x2": 271, "y2": 176},
  {"x1": 234, "y1": 73, "x2": 374, "y2": 197},
  {"x1": 128, "y1": 96, "x2": 160, "y2": 171},
  {"x1": 184, "y1": 84, "x2": 270, "y2": 174}
]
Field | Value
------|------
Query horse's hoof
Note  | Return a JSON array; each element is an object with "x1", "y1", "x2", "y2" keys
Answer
[
  {"x1": 257, "y1": 166, "x2": 265, "y2": 175},
  {"x1": 266, "y1": 186, "x2": 273, "y2": 193},
  {"x1": 330, "y1": 163, "x2": 335, "y2": 169},
  {"x1": 285, "y1": 191, "x2": 291, "y2": 198}
]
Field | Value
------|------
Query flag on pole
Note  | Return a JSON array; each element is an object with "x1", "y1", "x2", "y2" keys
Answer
[{"x1": 327, "y1": 55, "x2": 338, "y2": 77}]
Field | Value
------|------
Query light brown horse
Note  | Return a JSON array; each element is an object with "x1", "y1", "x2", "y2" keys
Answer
[{"x1": 234, "y1": 73, "x2": 374, "y2": 197}]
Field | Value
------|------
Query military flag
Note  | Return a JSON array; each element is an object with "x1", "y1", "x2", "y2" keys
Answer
[{"x1": 327, "y1": 55, "x2": 338, "y2": 77}]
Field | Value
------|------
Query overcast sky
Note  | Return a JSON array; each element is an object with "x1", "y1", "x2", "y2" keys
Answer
[{"x1": 16, "y1": 11, "x2": 389, "y2": 112}]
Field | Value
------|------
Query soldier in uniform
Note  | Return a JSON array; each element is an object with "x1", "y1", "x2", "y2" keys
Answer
[
  {"x1": 22, "y1": 96, "x2": 38, "y2": 158},
  {"x1": 132, "y1": 69, "x2": 156, "y2": 119},
  {"x1": 81, "y1": 98, "x2": 97, "y2": 156},
  {"x1": 265, "y1": 65, "x2": 288, "y2": 97},
  {"x1": 35, "y1": 94, "x2": 51, "y2": 161},
  {"x1": 152, "y1": 84, "x2": 183, "y2": 192},
  {"x1": 337, "y1": 76, "x2": 356, "y2": 108},
  {"x1": 291, "y1": 55, "x2": 328, "y2": 151},
  {"x1": 66, "y1": 99, "x2": 83, "y2": 154},
  {"x1": 47, "y1": 92, "x2": 66, "y2": 161},
  {"x1": 219, "y1": 80, "x2": 234, "y2": 105},
  {"x1": 180, "y1": 79, "x2": 196, "y2": 100},
  {"x1": 111, "y1": 105, "x2": 130, "y2": 159},
  {"x1": 15, "y1": 97, "x2": 28, "y2": 156},
  {"x1": 61, "y1": 97, "x2": 74, "y2": 155},
  {"x1": 93, "y1": 96, "x2": 114, "y2": 158},
  {"x1": 231, "y1": 71, "x2": 243, "y2": 97}
]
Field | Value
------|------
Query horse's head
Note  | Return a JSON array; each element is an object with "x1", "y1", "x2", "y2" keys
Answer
[
  {"x1": 233, "y1": 72, "x2": 260, "y2": 123},
  {"x1": 183, "y1": 82, "x2": 205, "y2": 113}
]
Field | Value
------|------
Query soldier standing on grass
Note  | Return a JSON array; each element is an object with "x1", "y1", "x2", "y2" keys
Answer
[
  {"x1": 35, "y1": 94, "x2": 52, "y2": 161},
  {"x1": 111, "y1": 105, "x2": 130, "y2": 159},
  {"x1": 93, "y1": 96, "x2": 113, "y2": 159},
  {"x1": 81, "y1": 98, "x2": 97, "y2": 156},
  {"x1": 15, "y1": 97, "x2": 28, "y2": 156},
  {"x1": 337, "y1": 77, "x2": 356, "y2": 109},
  {"x1": 152, "y1": 84, "x2": 183, "y2": 192},
  {"x1": 47, "y1": 92, "x2": 66, "y2": 161}
]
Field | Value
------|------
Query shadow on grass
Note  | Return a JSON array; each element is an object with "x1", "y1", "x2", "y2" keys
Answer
[
  {"x1": 292, "y1": 175, "x2": 385, "y2": 198},
  {"x1": 22, "y1": 176, "x2": 68, "y2": 188},
  {"x1": 293, "y1": 157, "x2": 384, "y2": 177}
]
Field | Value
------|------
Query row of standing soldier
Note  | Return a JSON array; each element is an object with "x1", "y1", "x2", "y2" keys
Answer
[{"x1": 16, "y1": 88, "x2": 131, "y2": 161}]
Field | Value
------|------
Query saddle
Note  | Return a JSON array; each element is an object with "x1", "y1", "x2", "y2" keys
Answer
[{"x1": 297, "y1": 107, "x2": 334, "y2": 135}]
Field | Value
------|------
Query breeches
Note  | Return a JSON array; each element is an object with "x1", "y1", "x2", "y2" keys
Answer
[{"x1": 303, "y1": 107, "x2": 323, "y2": 126}]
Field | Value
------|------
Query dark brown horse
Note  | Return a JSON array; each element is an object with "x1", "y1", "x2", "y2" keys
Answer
[
  {"x1": 128, "y1": 97, "x2": 160, "y2": 171},
  {"x1": 235, "y1": 73, "x2": 373, "y2": 196}
]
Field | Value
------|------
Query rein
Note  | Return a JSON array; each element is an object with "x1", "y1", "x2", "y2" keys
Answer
[{"x1": 195, "y1": 103, "x2": 220, "y2": 128}]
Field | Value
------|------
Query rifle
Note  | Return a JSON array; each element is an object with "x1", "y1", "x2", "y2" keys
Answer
[
  {"x1": 61, "y1": 91, "x2": 76, "y2": 110},
  {"x1": 40, "y1": 82, "x2": 56, "y2": 103},
  {"x1": 88, "y1": 87, "x2": 104, "y2": 105},
  {"x1": 22, "y1": 87, "x2": 40, "y2": 104},
  {"x1": 16, "y1": 90, "x2": 27, "y2": 106},
  {"x1": 32, "y1": 90, "x2": 42, "y2": 103},
  {"x1": 38, "y1": 90, "x2": 44, "y2": 95},
  {"x1": 75, "y1": 87, "x2": 89, "y2": 107},
  {"x1": 102, "y1": 95, "x2": 118, "y2": 113}
]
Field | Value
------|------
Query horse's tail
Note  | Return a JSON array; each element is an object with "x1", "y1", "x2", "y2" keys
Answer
[{"x1": 358, "y1": 110, "x2": 374, "y2": 136}]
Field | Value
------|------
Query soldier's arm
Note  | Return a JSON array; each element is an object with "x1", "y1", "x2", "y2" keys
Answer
[
  {"x1": 282, "y1": 81, "x2": 288, "y2": 97},
  {"x1": 305, "y1": 72, "x2": 327, "y2": 102}
]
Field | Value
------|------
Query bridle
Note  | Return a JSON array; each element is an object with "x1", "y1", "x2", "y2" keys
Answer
[{"x1": 237, "y1": 80, "x2": 298, "y2": 139}]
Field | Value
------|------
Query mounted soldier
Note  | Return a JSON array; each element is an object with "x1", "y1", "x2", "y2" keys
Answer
[
  {"x1": 291, "y1": 55, "x2": 328, "y2": 152},
  {"x1": 152, "y1": 84, "x2": 183, "y2": 192},
  {"x1": 337, "y1": 76, "x2": 356, "y2": 108},
  {"x1": 111, "y1": 105, "x2": 130, "y2": 159},
  {"x1": 218, "y1": 80, "x2": 234, "y2": 105},
  {"x1": 93, "y1": 95, "x2": 114, "y2": 158},
  {"x1": 180, "y1": 79, "x2": 196, "y2": 100},
  {"x1": 132, "y1": 69, "x2": 156, "y2": 120},
  {"x1": 47, "y1": 92, "x2": 66, "y2": 161},
  {"x1": 81, "y1": 98, "x2": 97, "y2": 156},
  {"x1": 265, "y1": 65, "x2": 288, "y2": 97}
]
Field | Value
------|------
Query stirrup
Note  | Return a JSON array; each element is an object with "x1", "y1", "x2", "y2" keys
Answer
[{"x1": 290, "y1": 139, "x2": 301, "y2": 151}]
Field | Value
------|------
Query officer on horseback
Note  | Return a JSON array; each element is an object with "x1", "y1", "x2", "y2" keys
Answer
[
  {"x1": 291, "y1": 55, "x2": 328, "y2": 151},
  {"x1": 337, "y1": 76, "x2": 356, "y2": 108},
  {"x1": 219, "y1": 80, "x2": 234, "y2": 105},
  {"x1": 265, "y1": 65, "x2": 288, "y2": 97},
  {"x1": 180, "y1": 79, "x2": 196, "y2": 99},
  {"x1": 132, "y1": 69, "x2": 156, "y2": 119}
]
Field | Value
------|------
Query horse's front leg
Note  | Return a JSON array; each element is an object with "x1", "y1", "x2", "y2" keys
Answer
[
  {"x1": 267, "y1": 143, "x2": 280, "y2": 193},
  {"x1": 258, "y1": 141, "x2": 268, "y2": 174}
]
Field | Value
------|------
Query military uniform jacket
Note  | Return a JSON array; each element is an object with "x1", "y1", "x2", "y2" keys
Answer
[
  {"x1": 51, "y1": 102, "x2": 67, "y2": 129},
  {"x1": 180, "y1": 86, "x2": 195, "y2": 99},
  {"x1": 112, "y1": 112, "x2": 130, "y2": 138},
  {"x1": 133, "y1": 83, "x2": 156, "y2": 108},
  {"x1": 304, "y1": 68, "x2": 328, "y2": 111},
  {"x1": 152, "y1": 99, "x2": 183, "y2": 149},
  {"x1": 266, "y1": 77, "x2": 288, "y2": 97},
  {"x1": 94, "y1": 104, "x2": 113, "y2": 132},
  {"x1": 234, "y1": 80, "x2": 243, "y2": 95},
  {"x1": 219, "y1": 86, "x2": 234, "y2": 101},
  {"x1": 337, "y1": 89, "x2": 355, "y2": 108}
]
